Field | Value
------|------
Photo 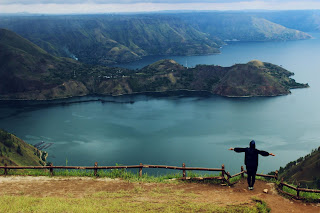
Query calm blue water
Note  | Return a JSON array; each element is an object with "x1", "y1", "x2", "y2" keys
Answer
[{"x1": 1, "y1": 33, "x2": 320, "y2": 175}]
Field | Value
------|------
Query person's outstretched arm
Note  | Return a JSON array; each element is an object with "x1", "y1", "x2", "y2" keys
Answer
[
  {"x1": 258, "y1": 150, "x2": 276, "y2": 156},
  {"x1": 229, "y1": 147, "x2": 246, "y2": 152}
]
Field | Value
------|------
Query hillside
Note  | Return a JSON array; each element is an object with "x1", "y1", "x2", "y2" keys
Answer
[
  {"x1": 176, "y1": 12, "x2": 311, "y2": 42},
  {"x1": 122, "y1": 59, "x2": 308, "y2": 97},
  {"x1": 0, "y1": 13, "x2": 311, "y2": 65},
  {"x1": 255, "y1": 10, "x2": 320, "y2": 32},
  {"x1": 0, "y1": 15, "x2": 222, "y2": 65},
  {"x1": 278, "y1": 147, "x2": 320, "y2": 189},
  {"x1": 0, "y1": 28, "x2": 90, "y2": 99},
  {"x1": 0, "y1": 129, "x2": 47, "y2": 166},
  {"x1": 0, "y1": 29, "x2": 309, "y2": 100}
]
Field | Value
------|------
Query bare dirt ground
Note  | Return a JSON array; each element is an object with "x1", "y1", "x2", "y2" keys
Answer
[{"x1": 0, "y1": 176, "x2": 319, "y2": 212}]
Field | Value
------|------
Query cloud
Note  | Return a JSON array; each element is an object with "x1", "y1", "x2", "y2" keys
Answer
[
  {"x1": 0, "y1": 0, "x2": 305, "y2": 5},
  {"x1": 0, "y1": 1, "x2": 320, "y2": 14}
]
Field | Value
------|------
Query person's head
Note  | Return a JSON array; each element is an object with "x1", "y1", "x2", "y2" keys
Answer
[{"x1": 249, "y1": 140, "x2": 256, "y2": 149}]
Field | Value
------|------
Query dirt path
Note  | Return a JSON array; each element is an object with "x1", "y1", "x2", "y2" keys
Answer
[{"x1": 0, "y1": 176, "x2": 319, "y2": 212}]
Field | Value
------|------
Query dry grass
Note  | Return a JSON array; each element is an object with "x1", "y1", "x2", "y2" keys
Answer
[{"x1": 0, "y1": 185, "x2": 265, "y2": 213}]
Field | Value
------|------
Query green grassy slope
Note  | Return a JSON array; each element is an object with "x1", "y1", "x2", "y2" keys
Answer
[
  {"x1": 0, "y1": 129, "x2": 47, "y2": 166},
  {"x1": 278, "y1": 147, "x2": 320, "y2": 189}
]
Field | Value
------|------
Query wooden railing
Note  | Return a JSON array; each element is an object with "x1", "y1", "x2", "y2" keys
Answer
[
  {"x1": 0, "y1": 162, "x2": 278, "y2": 185},
  {"x1": 278, "y1": 178, "x2": 320, "y2": 200}
]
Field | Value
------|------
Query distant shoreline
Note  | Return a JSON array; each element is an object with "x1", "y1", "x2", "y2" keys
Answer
[{"x1": 0, "y1": 87, "x2": 306, "y2": 104}]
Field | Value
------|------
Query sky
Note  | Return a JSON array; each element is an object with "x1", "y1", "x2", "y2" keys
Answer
[{"x1": 0, "y1": 0, "x2": 320, "y2": 14}]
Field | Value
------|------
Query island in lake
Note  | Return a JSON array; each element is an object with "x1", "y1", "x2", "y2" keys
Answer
[{"x1": 0, "y1": 28, "x2": 309, "y2": 100}]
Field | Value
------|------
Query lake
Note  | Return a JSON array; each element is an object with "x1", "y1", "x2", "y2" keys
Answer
[{"x1": 1, "y1": 33, "x2": 320, "y2": 175}]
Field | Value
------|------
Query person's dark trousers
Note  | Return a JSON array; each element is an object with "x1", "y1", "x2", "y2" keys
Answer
[{"x1": 246, "y1": 166, "x2": 257, "y2": 187}]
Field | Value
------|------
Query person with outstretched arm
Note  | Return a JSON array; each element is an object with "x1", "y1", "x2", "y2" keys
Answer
[{"x1": 228, "y1": 140, "x2": 275, "y2": 190}]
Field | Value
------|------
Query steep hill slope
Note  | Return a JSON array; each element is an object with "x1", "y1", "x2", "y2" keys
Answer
[
  {"x1": 0, "y1": 13, "x2": 311, "y2": 65},
  {"x1": 278, "y1": 147, "x2": 320, "y2": 189},
  {"x1": 0, "y1": 15, "x2": 221, "y2": 65},
  {"x1": 255, "y1": 10, "x2": 320, "y2": 32},
  {"x1": 180, "y1": 12, "x2": 311, "y2": 41},
  {"x1": 0, "y1": 28, "x2": 90, "y2": 99},
  {"x1": 0, "y1": 129, "x2": 47, "y2": 166}
]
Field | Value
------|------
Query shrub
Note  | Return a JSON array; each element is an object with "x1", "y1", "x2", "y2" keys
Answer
[{"x1": 17, "y1": 145, "x2": 23, "y2": 156}]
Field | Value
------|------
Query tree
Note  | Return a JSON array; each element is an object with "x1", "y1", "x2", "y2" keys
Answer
[{"x1": 17, "y1": 145, "x2": 23, "y2": 156}]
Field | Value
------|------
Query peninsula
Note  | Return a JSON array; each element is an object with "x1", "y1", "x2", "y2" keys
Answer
[{"x1": 0, "y1": 29, "x2": 309, "y2": 100}]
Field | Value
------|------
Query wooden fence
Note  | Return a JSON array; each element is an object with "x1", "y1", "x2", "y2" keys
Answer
[
  {"x1": 0, "y1": 162, "x2": 277, "y2": 184},
  {"x1": 278, "y1": 178, "x2": 320, "y2": 200}
]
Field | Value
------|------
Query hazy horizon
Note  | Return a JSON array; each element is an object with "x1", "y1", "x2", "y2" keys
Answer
[{"x1": 1, "y1": 0, "x2": 320, "y2": 14}]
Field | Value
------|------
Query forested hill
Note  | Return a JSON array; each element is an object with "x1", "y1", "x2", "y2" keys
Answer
[
  {"x1": 177, "y1": 12, "x2": 311, "y2": 42},
  {"x1": 0, "y1": 13, "x2": 311, "y2": 65},
  {"x1": 0, "y1": 28, "x2": 309, "y2": 100},
  {"x1": 253, "y1": 10, "x2": 320, "y2": 32},
  {"x1": 0, "y1": 129, "x2": 47, "y2": 166},
  {"x1": 0, "y1": 15, "x2": 222, "y2": 65},
  {"x1": 0, "y1": 28, "x2": 89, "y2": 99},
  {"x1": 278, "y1": 147, "x2": 320, "y2": 189}
]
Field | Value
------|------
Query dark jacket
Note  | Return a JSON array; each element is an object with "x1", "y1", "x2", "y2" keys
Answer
[{"x1": 234, "y1": 146, "x2": 269, "y2": 168}]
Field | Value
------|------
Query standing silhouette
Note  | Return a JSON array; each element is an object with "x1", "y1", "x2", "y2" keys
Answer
[{"x1": 229, "y1": 140, "x2": 275, "y2": 190}]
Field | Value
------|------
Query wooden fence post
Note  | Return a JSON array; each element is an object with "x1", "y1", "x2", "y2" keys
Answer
[
  {"x1": 50, "y1": 163, "x2": 53, "y2": 176},
  {"x1": 139, "y1": 163, "x2": 143, "y2": 177},
  {"x1": 4, "y1": 163, "x2": 7, "y2": 176},
  {"x1": 274, "y1": 170, "x2": 278, "y2": 180},
  {"x1": 280, "y1": 178, "x2": 284, "y2": 191},
  {"x1": 221, "y1": 164, "x2": 225, "y2": 183},
  {"x1": 94, "y1": 162, "x2": 98, "y2": 177},
  {"x1": 241, "y1": 166, "x2": 244, "y2": 178},
  {"x1": 227, "y1": 172, "x2": 231, "y2": 183},
  {"x1": 182, "y1": 163, "x2": 186, "y2": 178},
  {"x1": 297, "y1": 183, "x2": 300, "y2": 199}
]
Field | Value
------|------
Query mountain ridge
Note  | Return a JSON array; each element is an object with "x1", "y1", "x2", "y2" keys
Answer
[
  {"x1": 0, "y1": 15, "x2": 222, "y2": 65},
  {"x1": 0, "y1": 13, "x2": 311, "y2": 65},
  {"x1": 277, "y1": 147, "x2": 320, "y2": 189},
  {"x1": 0, "y1": 29, "x2": 309, "y2": 100}
]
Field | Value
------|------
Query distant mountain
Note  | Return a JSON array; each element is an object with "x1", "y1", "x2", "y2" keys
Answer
[
  {"x1": 0, "y1": 28, "x2": 89, "y2": 99},
  {"x1": 278, "y1": 147, "x2": 320, "y2": 189},
  {"x1": 0, "y1": 29, "x2": 308, "y2": 100},
  {"x1": 0, "y1": 129, "x2": 47, "y2": 166},
  {"x1": 178, "y1": 12, "x2": 312, "y2": 41},
  {"x1": 0, "y1": 15, "x2": 222, "y2": 65},
  {"x1": 0, "y1": 13, "x2": 311, "y2": 65},
  {"x1": 254, "y1": 10, "x2": 320, "y2": 32}
]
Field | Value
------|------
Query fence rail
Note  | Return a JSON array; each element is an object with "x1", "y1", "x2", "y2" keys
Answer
[
  {"x1": 0, "y1": 162, "x2": 278, "y2": 185},
  {"x1": 278, "y1": 178, "x2": 320, "y2": 200}
]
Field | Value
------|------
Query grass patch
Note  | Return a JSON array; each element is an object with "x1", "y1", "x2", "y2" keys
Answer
[
  {"x1": 252, "y1": 197, "x2": 271, "y2": 213},
  {"x1": 281, "y1": 184, "x2": 320, "y2": 202},
  {"x1": 0, "y1": 192, "x2": 270, "y2": 213},
  {"x1": 229, "y1": 175, "x2": 242, "y2": 184}
]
